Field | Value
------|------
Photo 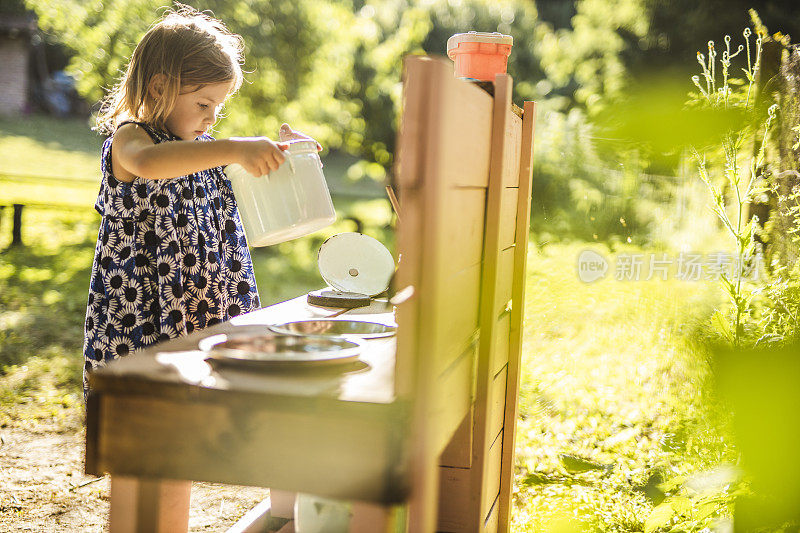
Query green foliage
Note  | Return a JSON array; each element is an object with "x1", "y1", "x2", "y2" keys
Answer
[
  {"x1": 536, "y1": 0, "x2": 650, "y2": 113},
  {"x1": 530, "y1": 105, "x2": 646, "y2": 244},
  {"x1": 25, "y1": 0, "x2": 546, "y2": 175},
  {"x1": 513, "y1": 243, "x2": 732, "y2": 532},
  {"x1": 688, "y1": 28, "x2": 777, "y2": 347}
]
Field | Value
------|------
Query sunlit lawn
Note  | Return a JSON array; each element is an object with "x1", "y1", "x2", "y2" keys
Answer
[
  {"x1": 0, "y1": 115, "x2": 733, "y2": 531},
  {"x1": 513, "y1": 243, "x2": 731, "y2": 531}
]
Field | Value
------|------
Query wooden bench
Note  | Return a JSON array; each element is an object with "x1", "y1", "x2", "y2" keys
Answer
[{"x1": 84, "y1": 54, "x2": 535, "y2": 532}]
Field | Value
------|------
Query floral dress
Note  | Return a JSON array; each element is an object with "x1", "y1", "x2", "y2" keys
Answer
[{"x1": 82, "y1": 121, "x2": 260, "y2": 393}]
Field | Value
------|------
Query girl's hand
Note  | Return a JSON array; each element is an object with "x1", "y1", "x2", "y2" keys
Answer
[
  {"x1": 230, "y1": 137, "x2": 289, "y2": 177},
  {"x1": 279, "y1": 123, "x2": 323, "y2": 152}
]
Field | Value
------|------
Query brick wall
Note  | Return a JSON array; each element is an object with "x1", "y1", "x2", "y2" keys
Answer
[{"x1": 0, "y1": 36, "x2": 28, "y2": 115}]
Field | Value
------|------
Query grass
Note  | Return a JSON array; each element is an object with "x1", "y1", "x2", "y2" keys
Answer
[
  {"x1": 1, "y1": 115, "x2": 735, "y2": 531},
  {"x1": 512, "y1": 243, "x2": 732, "y2": 532}
]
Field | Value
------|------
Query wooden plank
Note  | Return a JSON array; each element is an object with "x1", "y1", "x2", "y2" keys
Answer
[
  {"x1": 225, "y1": 496, "x2": 289, "y2": 533},
  {"x1": 484, "y1": 492, "x2": 500, "y2": 533},
  {"x1": 491, "y1": 312, "x2": 511, "y2": 379},
  {"x1": 109, "y1": 476, "x2": 191, "y2": 533},
  {"x1": 488, "y1": 365, "x2": 508, "y2": 444},
  {"x1": 437, "y1": 466, "x2": 470, "y2": 532},
  {"x1": 395, "y1": 56, "x2": 496, "y2": 533},
  {"x1": 495, "y1": 246, "x2": 515, "y2": 325},
  {"x1": 499, "y1": 187, "x2": 518, "y2": 250},
  {"x1": 94, "y1": 394, "x2": 405, "y2": 503},
  {"x1": 439, "y1": 187, "x2": 486, "y2": 276},
  {"x1": 501, "y1": 111, "x2": 522, "y2": 187},
  {"x1": 431, "y1": 341, "x2": 477, "y2": 456},
  {"x1": 498, "y1": 101, "x2": 537, "y2": 533},
  {"x1": 471, "y1": 72, "x2": 515, "y2": 530},
  {"x1": 482, "y1": 430, "x2": 504, "y2": 525},
  {"x1": 432, "y1": 82, "x2": 493, "y2": 190},
  {"x1": 440, "y1": 407, "x2": 473, "y2": 468},
  {"x1": 395, "y1": 55, "x2": 446, "y2": 533},
  {"x1": 431, "y1": 262, "x2": 482, "y2": 376}
]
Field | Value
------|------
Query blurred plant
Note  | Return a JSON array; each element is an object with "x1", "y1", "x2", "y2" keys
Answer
[
  {"x1": 688, "y1": 28, "x2": 778, "y2": 347},
  {"x1": 754, "y1": 178, "x2": 800, "y2": 345}
]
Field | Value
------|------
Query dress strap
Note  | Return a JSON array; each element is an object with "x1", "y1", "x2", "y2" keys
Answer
[{"x1": 116, "y1": 120, "x2": 176, "y2": 144}]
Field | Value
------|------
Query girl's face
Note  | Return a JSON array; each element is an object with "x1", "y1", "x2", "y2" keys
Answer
[{"x1": 165, "y1": 80, "x2": 233, "y2": 140}]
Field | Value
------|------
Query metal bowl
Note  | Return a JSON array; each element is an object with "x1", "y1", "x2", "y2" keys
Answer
[
  {"x1": 198, "y1": 332, "x2": 361, "y2": 367},
  {"x1": 267, "y1": 319, "x2": 397, "y2": 339}
]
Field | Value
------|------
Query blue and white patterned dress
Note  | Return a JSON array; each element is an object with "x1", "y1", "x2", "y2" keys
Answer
[{"x1": 82, "y1": 121, "x2": 260, "y2": 392}]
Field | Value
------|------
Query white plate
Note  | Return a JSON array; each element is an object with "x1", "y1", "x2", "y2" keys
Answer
[{"x1": 199, "y1": 332, "x2": 362, "y2": 367}]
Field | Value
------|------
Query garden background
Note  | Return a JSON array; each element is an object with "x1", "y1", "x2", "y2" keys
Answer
[{"x1": 1, "y1": 0, "x2": 800, "y2": 531}]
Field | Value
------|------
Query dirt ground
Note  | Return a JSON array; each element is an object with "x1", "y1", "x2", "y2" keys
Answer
[{"x1": 0, "y1": 425, "x2": 270, "y2": 532}]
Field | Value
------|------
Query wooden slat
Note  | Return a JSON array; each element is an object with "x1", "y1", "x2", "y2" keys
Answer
[
  {"x1": 471, "y1": 72, "x2": 515, "y2": 530},
  {"x1": 481, "y1": 430, "x2": 504, "y2": 523},
  {"x1": 95, "y1": 394, "x2": 404, "y2": 503},
  {"x1": 484, "y1": 492, "x2": 500, "y2": 533},
  {"x1": 431, "y1": 341, "x2": 477, "y2": 456},
  {"x1": 396, "y1": 56, "x2": 495, "y2": 533},
  {"x1": 431, "y1": 262, "x2": 482, "y2": 376},
  {"x1": 501, "y1": 111, "x2": 522, "y2": 187},
  {"x1": 488, "y1": 365, "x2": 508, "y2": 444},
  {"x1": 109, "y1": 476, "x2": 191, "y2": 533},
  {"x1": 439, "y1": 187, "x2": 487, "y2": 275},
  {"x1": 432, "y1": 85, "x2": 493, "y2": 190},
  {"x1": 495, "y1": 246, "x2": 515, "y2": 316},
  {"x1": 491, "y1": 312, "x2": 511, "y2": 378},
  {"x1": 499, "y1": 187, "x2": 518, "y2": 250},
  {"x1": 437, "y1": 466, "x2": 470, "y2": 532},
  {"x1": 498, "y1": 101, "x2": 537, "y2": 533},
  {"x1": 440, "y1": 408, "x2": 473, "y2": 468}
]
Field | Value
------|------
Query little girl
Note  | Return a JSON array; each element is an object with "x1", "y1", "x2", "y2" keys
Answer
[{"x1": 83, "y1": 6, "x2": 311, "y2": 392}]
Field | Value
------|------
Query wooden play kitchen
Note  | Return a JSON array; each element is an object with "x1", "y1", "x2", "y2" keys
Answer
[{"x1": 85, "y1": 55, "x2": 535, "y2": 533}]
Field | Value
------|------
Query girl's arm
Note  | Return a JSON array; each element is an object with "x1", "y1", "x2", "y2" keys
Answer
[{"x1": 112, "y1": 123, "x2": 287, "y2": 182}]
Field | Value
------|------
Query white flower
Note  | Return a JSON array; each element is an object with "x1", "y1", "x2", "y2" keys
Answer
[
  {"x1": 132, "y1": 249, "x2": 154, "y2": 276},
  {"x1": 155, "y1": 255, "x2": 179, "y2": 284},
  {"x1": 180, "y1": 250, "x2": 202, "y2": 276},
  {"x1": 156, "y1": 323, "x2": 180, "y2": 344},
  {"x1": 150, "y1": 191, "x2": 174, "y2": 216},
  {"x1": 108, "y1": 336, "x2": 133, "y2": 360},
  {"x1": 104, "y1": 268, "x2": 129, "y2": 296},
  {"x1": 112, "y1": 192, "x2": 138, "y2": 218},
  {"x1": 139, "y1": 320, "x2": 159, "y2": 345},
  {"x1": 225, "y1": 249, "x2": 252, "y2": 283}
]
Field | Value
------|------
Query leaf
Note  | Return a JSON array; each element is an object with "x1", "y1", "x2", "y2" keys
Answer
[
  {"x1": 658, "y1": 475, "x2": 687, "y2": 494},
  {"x1": 669, "y1": 496, "x2": 693, "y2": 517},
  {"x1": 711, "y1": 310, "x2": 732, "y2": 342},
  {"x1": 695, "y1": 499, "x2": 720, "y2": 520},
  {"x1": 559, "y1": 453, "x2": 613, "y2": 473},
  {"x1": 645, "y1": 502, "x2": 676, "y2": 533}
]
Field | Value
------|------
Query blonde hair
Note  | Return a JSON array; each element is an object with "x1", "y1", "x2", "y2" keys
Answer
[{"x1": 96, "y1": 4, "x2": 244, "y2": 135}]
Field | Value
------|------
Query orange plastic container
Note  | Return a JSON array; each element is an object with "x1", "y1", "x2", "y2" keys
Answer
[{"x1": 447, "y1": 32, "x2": 513, "y2": 81}]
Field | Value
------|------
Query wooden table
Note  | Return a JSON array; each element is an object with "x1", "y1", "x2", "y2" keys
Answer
[{"x1": 85, "y1": 295, "x2": 408, "y2": 530}]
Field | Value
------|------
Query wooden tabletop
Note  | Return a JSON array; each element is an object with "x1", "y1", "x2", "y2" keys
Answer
[
  {"x1": 86, "y1": 295, "x2": 411, "y2": 502},
  {"x1": 88, "y1": 294, "x2": 399, "y2": 404}
]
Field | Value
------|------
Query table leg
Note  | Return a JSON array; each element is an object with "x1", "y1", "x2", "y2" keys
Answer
[
  {"x1": 109, "y1": 475, "x2": 191, "y2": 533},
  {"x1": 350, "y1": 501, "x2": 403, "y2": 533}
]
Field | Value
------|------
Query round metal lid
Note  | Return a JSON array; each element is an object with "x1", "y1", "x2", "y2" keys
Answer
[{"x1": 317, "y1": 232, "x2": 394, "y2": 296}]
